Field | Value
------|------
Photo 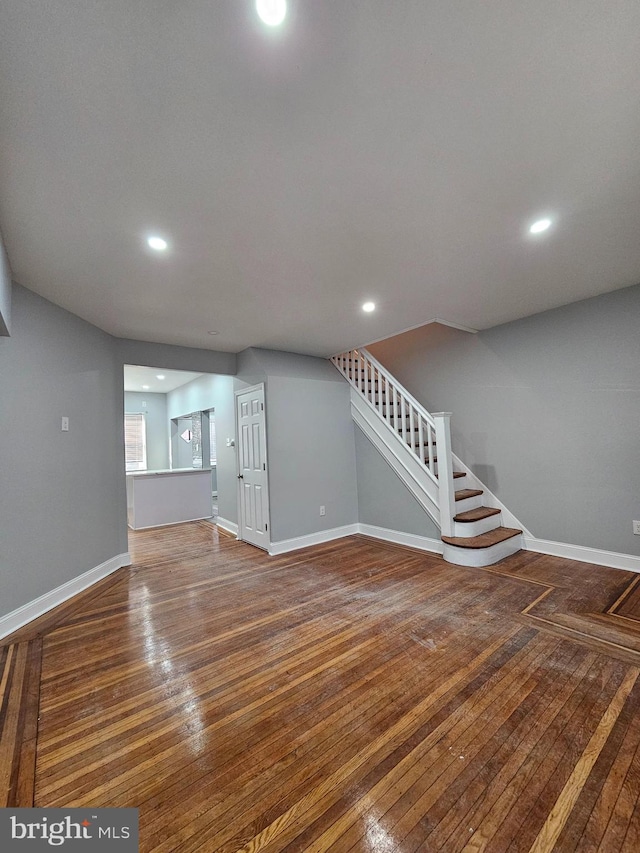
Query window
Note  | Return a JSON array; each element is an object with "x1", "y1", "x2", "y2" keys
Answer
[
  {"x1": 209, "y1": 416, "x2": 217, "y2": 466},
  {"x1": 124, "y1": 413, "x2": 147, "y2": 471}
]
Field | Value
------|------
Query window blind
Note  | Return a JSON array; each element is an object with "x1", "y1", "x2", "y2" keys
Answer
[{"x1": 125, "y1": 413, "x2": 147, "y2": 471}]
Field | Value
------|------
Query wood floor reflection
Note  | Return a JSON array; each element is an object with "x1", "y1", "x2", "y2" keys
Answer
[{"x1": 2, "y1": 521, "x2": 640, "y2": 852}]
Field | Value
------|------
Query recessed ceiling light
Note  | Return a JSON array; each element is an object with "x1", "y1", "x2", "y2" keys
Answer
[
  {"x1": 207, "y1": 330, "x2": 220, "y2": 336},
  {"x1": 142, "y1": 385, "x2": 150, "y2": 390},
  {"x1": 156, "y1": 374, "x2": 165, "y2": 380},
  {"x1": 529, "y1": 218, "x2": 552, "y2": 235},
  {"x1": 362, "y1": 302, "x2": 376, "y2": 313},
  {"x1": 147, "y1": 236, "x2": 168, "y2": 251},
  {"x1": 256, "y1": 0, "x2": 287, "y2": 26}
]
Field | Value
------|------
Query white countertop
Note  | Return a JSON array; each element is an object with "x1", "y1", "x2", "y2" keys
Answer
[{"x1": 126, "y1": 467, "x2": 211, "y2": 478}]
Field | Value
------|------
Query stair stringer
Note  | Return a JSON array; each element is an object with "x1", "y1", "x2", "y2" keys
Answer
[{"x1": 351, "y1": 388, "x2": 441, "y2": 528}]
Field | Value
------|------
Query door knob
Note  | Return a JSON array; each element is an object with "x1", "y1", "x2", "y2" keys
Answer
[{"x1": 237, "y1": 474, "x2": 244, "y2": 479}]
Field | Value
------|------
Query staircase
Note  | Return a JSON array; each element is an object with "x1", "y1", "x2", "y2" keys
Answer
[{"x1": 331, "y1": 348, "x2": 523, "y2": 567}]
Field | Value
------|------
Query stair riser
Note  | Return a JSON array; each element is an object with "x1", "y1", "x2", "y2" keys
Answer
[
  {"x1": 454, "y1": 494, "x2": 483, "y2": 513},
  {"x1": 442, "y1": 534, "x2": 523, "y2": 567},
  {"x1": 431, "y1": 464, "x2": 466, "y2": 483},
  {"x1": 453, "y1": 514, "x2": 502, "y2": 537}
]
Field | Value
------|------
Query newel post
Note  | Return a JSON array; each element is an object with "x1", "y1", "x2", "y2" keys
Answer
[{"x1": 433, "y1": 412, "x2": 455, "y2": 537}]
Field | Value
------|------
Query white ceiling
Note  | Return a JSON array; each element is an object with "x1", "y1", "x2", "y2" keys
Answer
[
  {"x1": 123, "y1": 366, "x2": 203, "y2": 394},
  {"x1": 1, "y1": 1, "x2": 639, "y2": 357}
]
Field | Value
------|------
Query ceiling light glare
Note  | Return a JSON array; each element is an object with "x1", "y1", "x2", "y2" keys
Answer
[
  {"x1": 256, "y1": 0, "x2": 287, "y2": 27},
  {"x1": 529, "y1": 218, "x2": 552, "y2": 235},
  {"x1": 362, "y1": 302, "x2": 376, "y2": 313},
  {"x1": 207, "y1": 330, "x2": 220, "y2": 336},
  {"x1": 142, "y1": 385, "x2": 150, "y2": 390},
  {"x1": 156, "y1": 374, "x2": 165, "y2": 380},
  {"x1": 147, "y1": 236, "x2": 168, "y2": 251}
]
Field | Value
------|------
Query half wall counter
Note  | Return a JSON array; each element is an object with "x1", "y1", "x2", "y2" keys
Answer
[{"x1": 126, "y1": 468, "x2": 212, "y2": 530}]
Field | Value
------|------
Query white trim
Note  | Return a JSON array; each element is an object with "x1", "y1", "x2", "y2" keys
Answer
[
  {"x1": 0, "y1": 553, "x2": 131, "y2": 640},
  {"x1": 128, "y1": 514, "x2": 211, "y2": 531},
  {"x1": 269, "y1": 523, "x2": 443, "y2": 557},
  {"x1": 216, "y1": 517, "x2": 239, "y2": 537},
  {"x1": 523, "y1": 537, "x2": 640, "y2": 574},
  {"x1": 269, "y1": 524, "x2": 360, "y2": 556},
  {"x1": 358, "y1": 524, "x2": 443, "y2": 555},
  {"x1": 429, "y1": 317, "x2": 479, "y2": 334},
  {"x1": 352, "y1": 391, "x2": 441, "y2": 525},
  {"x1": 342, "y1": 317, "x2": 478, "y2": 356}
]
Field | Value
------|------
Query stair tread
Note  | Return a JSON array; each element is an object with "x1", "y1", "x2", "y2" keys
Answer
[
  {"x1": 454, "y1": 488, "x2": 483, "y2": 501},
  {"x1": 454, "y1": 506, "x2": 502, "y2": 522},
  {"x1": 441, "y1": 527, "x2": 522, "y2": 549},
  {"x1": 436, "y1": 471, "x2": 466, "y2": 479}
]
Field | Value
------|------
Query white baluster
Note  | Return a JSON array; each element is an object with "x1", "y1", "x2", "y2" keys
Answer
[
  {"x1": 392, "y1": 384, "x2": 398, "y2": 435},
  {"x1": 427, "y1": 423, "x2": 435, "y2": 475},
  {"x1": 409, "y1": 406, "x2": 415, "y2": 455},
  {"x1": 383, "y1": 375, "x2": 389, "y2": 423},
  {"x1": 400, "y1": 395, "x2": 407, "y2": 444},
  {"x1": 418, "y1": 413, "x2": 424, "y2": 463}
]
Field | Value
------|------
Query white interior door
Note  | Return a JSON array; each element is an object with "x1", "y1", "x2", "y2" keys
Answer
[{"x1": 235, "y1": 384, "x2": 270, "y2": 550}]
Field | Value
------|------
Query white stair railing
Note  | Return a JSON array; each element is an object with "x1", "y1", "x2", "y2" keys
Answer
[{"x1": 331, "y1": 348, "x2": 455, "y2": 535}]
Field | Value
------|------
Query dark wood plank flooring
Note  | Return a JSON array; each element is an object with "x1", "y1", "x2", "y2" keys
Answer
[{"x1": 2, "y1": 521, "x2": 640, "y2": 851}]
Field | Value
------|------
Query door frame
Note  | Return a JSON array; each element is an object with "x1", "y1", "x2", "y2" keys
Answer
[{"x1": 234, "y1": 383, "x2": 271, "y2": 550}]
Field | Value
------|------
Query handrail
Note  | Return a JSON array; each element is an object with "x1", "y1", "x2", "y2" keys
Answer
[
  {"x1": 357, "y1": 348, "x2": 435, "y2": 428},
  {"x1": 331, "y1": 347, "x2": 456, "y2": 535}
]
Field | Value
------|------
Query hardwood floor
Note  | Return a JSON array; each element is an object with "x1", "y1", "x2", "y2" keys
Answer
[{"x1": 2, "y1": 522, "x2": 640, "y2": 851}]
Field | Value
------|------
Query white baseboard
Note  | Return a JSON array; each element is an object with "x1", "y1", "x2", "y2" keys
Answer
[
  {"x1": 524, "y1": 537, "x2": 640, "y2": 574},
  {"x1": 128, "y1": 514, "x2": 212, "y2": 531},
  {"x1": 268, "y1": 523, "x2": 640, "y2": 575},
  {"x1": 0, "y1": 552, "x2": 131, "y2": 641},
  {"x1": 269, "y1": 523, "x2": 443, "y2": 557},
  {"x1": 216, "y1": 517, "x2": 239, "y2": 537},
  {"x1": 358, "y1": 524, "x2": 443, "y2": 555},
  {"x1": 269, "y1": 524, "x2": 360, "y2": 556}
]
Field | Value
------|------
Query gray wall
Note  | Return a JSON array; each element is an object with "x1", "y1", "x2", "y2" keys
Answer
[
  {"x1": 355, "y1": 429, "x2": 440, "y2": 539},
  {"x1": 0, "y1": 285, "x2": 128, "y2": 616},
  {"x1": 368, "y1": 284, "x2": 640, "y2": 556},
  {"x1": 124, "y1": 391, "x2": 169, "y2": 471},
  {"x1": 237, "y1": 349, "x2": 359, "y2": 543},
  {"x1": 266, "y1": 375, "x2": 359, "y2": 541},
  {"x1": 116, "y1": 338, "x2": 235, "y2": 376},
  {"x1": 173, "y1": 417, "x2": 196, "y2": 469},
  {"x1": 167, "y1": 374, "x2": 237, "y2": 524},
  {"x1": 0, "y1": 231, "x2": 11, "y2": 336}
]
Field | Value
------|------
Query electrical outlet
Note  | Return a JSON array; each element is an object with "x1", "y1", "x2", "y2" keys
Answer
[
  {"x1": 633, "y1": 521, "x2": 640, "y2": 535},
  {"x1": 61, "y1": 416, "x2": 69, "y2": 432},
  {"x1": 319, "y1": 505, "x2": 326, "y2": 517}
]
